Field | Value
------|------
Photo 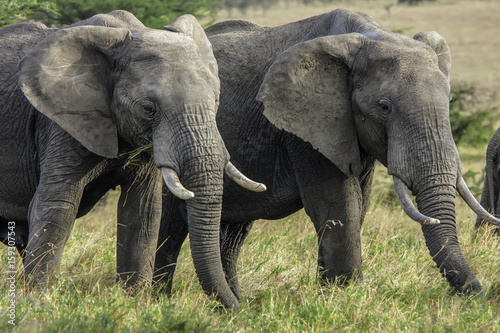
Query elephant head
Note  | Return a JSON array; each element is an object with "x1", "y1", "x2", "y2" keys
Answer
[
  {"x1": 258, "y1": 29, "x2": 499, "y2": 293},
  {"x1": 17, "y1": 14, "x2": 265, "y2": 285}
]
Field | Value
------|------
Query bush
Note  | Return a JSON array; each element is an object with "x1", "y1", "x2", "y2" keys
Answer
[
  {"x1": 0, "y1": 0, "x2": 57, "y2": 28},
  {"x1": 30, "y1": 0, "x2": 219, "y2": 28},
  {"x1": 449, "y1": 83, "x2": 498, "y2": 148}
]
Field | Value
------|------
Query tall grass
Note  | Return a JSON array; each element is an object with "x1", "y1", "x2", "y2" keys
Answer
[{"x1": 1, "y1": 165, "x2": 499, "y2": 331}]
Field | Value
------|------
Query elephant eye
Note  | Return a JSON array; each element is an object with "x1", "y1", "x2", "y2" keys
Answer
[
  {"x1": 379, "y1": 99, "x2": 391, "y2": 112},
  {"x1": 143, "y1": 105, "x2": 156, "y2": 116}
]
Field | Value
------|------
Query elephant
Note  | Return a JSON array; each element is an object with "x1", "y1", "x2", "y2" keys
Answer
[
  {"x1": 0, "y1": 10, "x2": 264, "y2": 289},
  {"x1": 153, "y1": 9, "x2": 500, "y2": 311},
  {"x1": 476, "y1": 127, "x2": 500, "y2": 230}
]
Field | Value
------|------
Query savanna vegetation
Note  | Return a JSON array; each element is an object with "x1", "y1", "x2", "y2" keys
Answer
[{"x1": 1, "y1": 0, "x2": 499, "y2": 331}]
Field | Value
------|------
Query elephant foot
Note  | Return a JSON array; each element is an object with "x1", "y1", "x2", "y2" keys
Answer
[
  {"x1": 116, "y1": 272, "x2": 152, "y2": 295},
  {"x1": 318, "y1": 266, "x2": 363, "y2": 287}
]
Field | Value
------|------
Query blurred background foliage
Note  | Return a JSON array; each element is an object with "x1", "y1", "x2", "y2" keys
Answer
[
  {"x1": 450, "y1": 83, "x2": 498, "y2": 148},
  {"x1": 0, "y1": 0, "x2": 57, "y2": 28},
  {"x1": 30, "y1": 0, "x2": 220, "y2": 28},
  {"x1": 2, "y1": 0, "x2": 434, "y2": 29}
]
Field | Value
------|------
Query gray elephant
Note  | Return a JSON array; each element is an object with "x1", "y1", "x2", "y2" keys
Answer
[
  {"x1": 477, "y1": 127, "x2": 500, "y2": 230},
  {"x1": 154, "y1": 9, "x2": 500, "y2": 311},
  {"x1": 0, "y1": 10, "x2": 263, "y2": 288}
]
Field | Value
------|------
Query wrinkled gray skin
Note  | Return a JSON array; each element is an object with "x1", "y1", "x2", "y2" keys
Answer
[
  {"x1": 154, "y1": 9, "x2": 491, "y2": 311},
  {"x1": 477, "y1": 127, "x2": 500, "y2": 231},
  {"x1": 0, "y1": 10, "x2": 227, "y2": 289}
]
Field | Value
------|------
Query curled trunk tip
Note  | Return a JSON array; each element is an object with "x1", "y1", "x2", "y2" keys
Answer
[{"x1": 393, "y1": 176, "x2": 440, "y2": 225}]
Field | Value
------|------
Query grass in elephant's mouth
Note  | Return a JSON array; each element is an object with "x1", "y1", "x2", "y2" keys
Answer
[{"x1": 120, "y1": 142, "x2": 153, "y2": 167}]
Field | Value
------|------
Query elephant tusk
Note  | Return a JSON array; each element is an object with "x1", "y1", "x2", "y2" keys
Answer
[
  {"x1": 225, "y1": 162, "x2": 267, "y2": 192},
  {"x1": 161, "y1": 167, "x2": 195, "y2": 200},
  {"x1": 457, "y1": 176, "x2": 500, "y2": 227},
  {"x1": 393, "y1": 176, "x2": 440, "y2": 225}
]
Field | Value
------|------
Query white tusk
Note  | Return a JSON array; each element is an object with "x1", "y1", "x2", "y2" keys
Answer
[
  {"x1": 225, "y1": 162, "x2": 267, "y2": 192},
  {"x1": 161, "y1": 168, "x2": 195, "y2": 200},
  {"x1": 393, "y1": 176, "x2": 440, "y2": 225},
  {"x1": 457, "y1": 176, "x2": 500, "y2": 227}
]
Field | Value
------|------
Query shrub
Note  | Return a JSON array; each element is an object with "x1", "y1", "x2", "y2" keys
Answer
[
  {"x1": 0, "y1": 0, "x2": 57, "y2": 28},
  {"x1": 30, "y1": 0, "x2": 219, "y2": 28},
  {"x1": 449, "y1": 83, "x2": 498, "y2": 148}
]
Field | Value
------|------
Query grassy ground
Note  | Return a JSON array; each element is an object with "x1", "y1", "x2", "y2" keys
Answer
[
  {"x1": 1, "y1": 179, "x2": 500, "y2": 332},
  {"x1": 2, "y1": 0, "x2": 500, "y2": 332}
]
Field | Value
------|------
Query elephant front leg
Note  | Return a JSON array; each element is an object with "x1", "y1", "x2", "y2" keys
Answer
[
  {"x1": 154, "y1": 193, "x2": 189, "y2": 295},
  {"x1": 24, "y1": 184, "x2": 83, "y2": 286},
  {"x1": 117, "y1": 162, "x2": 163, "y2": 289},
  {"x1": 290, "y1": 146, "x2": 371, "y2": 285},
  {"x1": 315, "y1": 211, "x2": 363, "y2": 285}
]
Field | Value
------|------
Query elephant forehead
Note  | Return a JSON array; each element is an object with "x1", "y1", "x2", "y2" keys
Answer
[
  {"x1": 359, "y1": 46, "x2": 442, "y2": 82},
  {"x1": 132, "y1": 30, "x2": 194, "y2": 48}
]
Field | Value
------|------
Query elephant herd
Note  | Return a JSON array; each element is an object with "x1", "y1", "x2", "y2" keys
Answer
[{"x1": 0, "y1": 9, "x2": 499, "y2": 311}]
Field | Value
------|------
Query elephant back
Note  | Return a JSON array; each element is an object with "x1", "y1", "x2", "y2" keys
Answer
[{"x1": 0, "y1": 23, "x2": 53, "y2": 99}]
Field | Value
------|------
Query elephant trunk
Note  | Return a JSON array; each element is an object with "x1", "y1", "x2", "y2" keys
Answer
[
  {"x1": 178, "y1": 126, "x2": 240, "y2": 311},
  {"x1": 412, "y1": 169, "x2": 482, "y2": 294},
  {"x1": 186, "y1": 186, "x2": 240, "y2": 311},
  {"x1": 153, "y1": 104, "x2": 240, "y2": 310}
]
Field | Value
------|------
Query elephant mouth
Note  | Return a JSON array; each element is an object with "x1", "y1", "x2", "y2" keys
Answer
[
  {"x1": 393, "y1": 175, "x2": 500, "y2": 227},
  {"x1": 161, "y1": 162, "x2": 266, "y2": 200}
]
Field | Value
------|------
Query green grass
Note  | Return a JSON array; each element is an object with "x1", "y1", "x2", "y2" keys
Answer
[{"x1": 1, "y1": 170, "x2": 500, "y2": 332}]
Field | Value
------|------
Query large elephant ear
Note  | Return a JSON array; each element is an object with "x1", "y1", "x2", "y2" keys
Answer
[
  {"x1": 413, "y1": 31, "x2": 451, "y2": 82},
  {"x1": 257, "y1": 33, "x2": 367, "y2": 176},
  {"x1": 164, "y1": 15, "x2": 218, "y2": 79},
  {"x1": 19, "y1": 26, "x2": 132, "y2": 158}
]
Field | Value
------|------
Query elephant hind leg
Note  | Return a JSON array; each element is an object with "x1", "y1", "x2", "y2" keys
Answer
[{"x1": 220, "y1": 221, "x2": 253, "y2": 300}]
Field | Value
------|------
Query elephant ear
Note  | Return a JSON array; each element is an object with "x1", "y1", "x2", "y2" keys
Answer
[
  {"x1": 19, "y1": 26, "x2": 132, "y2": 158},
  {"x1": 413, "y1": 31, "x2": 451, "y2": 82},
  {"x1": 257, "y1": 33, "x2": 367, "y2": 176},
  {"x1": 164, "y1": 15, "x2": 218, "y2": 79}
]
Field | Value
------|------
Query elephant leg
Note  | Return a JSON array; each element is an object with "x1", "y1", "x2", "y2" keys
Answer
[
  {"x1": 153, "y1": 193, "x2": 189, "y2": 295},
  {"x1": 24, "y1": 181, "x2": 84, "y2": 285},
  {"x1": 359, "y1": 157, "x2": 375, "y2": 226},
  {"x1": 116, "y1": 160, "x2": 163, "y2": 289},
  {"x1": 288, "y1": 143, "x2": 372, "y2": 285},
  {"x1": 23, "y1": 132, "x2": 107, "y2": 286},
  {"x1": 220, "y1": 221, "x2": 254, "y2": 300}
]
